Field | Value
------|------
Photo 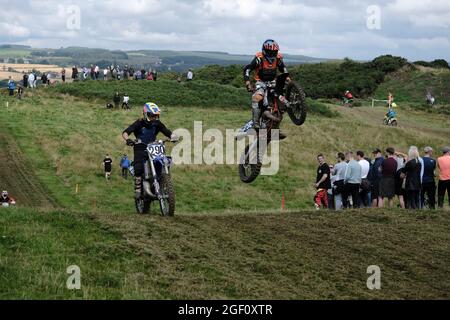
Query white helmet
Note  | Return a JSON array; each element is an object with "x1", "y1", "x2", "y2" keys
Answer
[{"x1": 1, "y1": 191, "x2": 8, "y2": 198}]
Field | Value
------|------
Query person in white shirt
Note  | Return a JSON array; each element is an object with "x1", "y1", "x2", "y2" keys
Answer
[
  {"x1": 356, "y1": 151, "x2": 371, "y2": 207},
  {"x1": 187, "y1": 69, "x2": 193, "y2": 81},
  {"x1": 28, "y1": 72, "x2": 36, "y2": 89},
  {"x1": 103, "y1": 68, "x2": 108, "y2": 80},
  {"x1": 331, "y1": 153, "x2": 348, "y2": 210}
]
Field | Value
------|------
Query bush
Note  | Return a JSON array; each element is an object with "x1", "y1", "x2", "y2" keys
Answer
[{"x1": 414, "y1": 59, "x2": 450, "y2": 69}]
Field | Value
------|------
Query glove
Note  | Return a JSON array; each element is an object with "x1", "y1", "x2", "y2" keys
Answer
[
  {"x1": 126, "y1": 139, "x2": 135, "y2": 146},
  {"x1": 170, "y1": 134, "x2": 179, "y2": 142}
]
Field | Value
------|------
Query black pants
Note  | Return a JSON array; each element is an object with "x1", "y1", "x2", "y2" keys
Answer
[
  {"x1": 344, "y1": 183, "x2": 361, "y2": 209},
  {"x1": 406, "y1": 190, "x2": 421, "y2": 210},
  {"x1": 421, "y1": 181, "x2": 436, "y2": 209},
  {"x1": 122, "y1": 168, "x2": 128, "y2": 179},
  {"x1": 438, "y1": 180, "x2": 450, "y2": 208},
  {"x1": 133, "y1": 146, "x2": 147, "y2": 177}
]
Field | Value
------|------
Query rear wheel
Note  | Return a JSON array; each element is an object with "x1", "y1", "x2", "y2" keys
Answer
[
  {"x1": 391, "y1": 120, "x2": 398, "y2": 127},
  {"x1": 239, "y1": 144, "x2": 263, "y2": 184},
  {"x1": 285, "y1": 81, "x2": 307, "y2": 126}
]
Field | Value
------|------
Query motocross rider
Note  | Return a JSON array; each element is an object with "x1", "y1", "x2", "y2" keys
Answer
[
  {"x1": 122, "y1": 103, "x2": 178, "y2": 199},
  {"x1": 243, "y1": 39, "x2": 289, "y2": 137}
]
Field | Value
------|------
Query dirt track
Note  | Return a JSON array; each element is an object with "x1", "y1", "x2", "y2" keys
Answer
[{"x1": 0, "y1": 130, "x2": 56, "y2": 208}]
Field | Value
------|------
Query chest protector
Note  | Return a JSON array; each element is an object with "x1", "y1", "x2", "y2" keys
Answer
[{"x1": 254, "y1": 52, "x2": 283, "y2": 82}]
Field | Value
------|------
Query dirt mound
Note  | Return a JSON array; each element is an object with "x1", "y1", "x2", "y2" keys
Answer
[{"x1": 0, "y1": 131, "x2": 56, "y2": 208}]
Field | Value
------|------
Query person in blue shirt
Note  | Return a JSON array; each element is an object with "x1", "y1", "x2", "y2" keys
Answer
[
  {"x1": 7, "y1": 77, "x2": 15, "y2": 96},
  {"x1": 120, "y1": 154, "x2": 131, "y2": 180},
  {"x1": 421, "y1": 147, "x2": 437, "y2": 209}
]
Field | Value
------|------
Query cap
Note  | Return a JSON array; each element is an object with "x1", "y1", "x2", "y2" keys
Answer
[{"x1": 443, "y1": 146, "x2": 450, "y2": 154}]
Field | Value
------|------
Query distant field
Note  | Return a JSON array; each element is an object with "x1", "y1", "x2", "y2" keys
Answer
[{"x1": 0, "y1": 63, "x2": 69, "y2": 81}]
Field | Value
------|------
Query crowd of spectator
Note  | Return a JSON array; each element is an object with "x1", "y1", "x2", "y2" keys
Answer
[
  {"x1": 71, "y1": 64, "x2": 159, "y2": 82},
  {"x1": 315, "y1": 146, "x2": 450, "y2": 211}
]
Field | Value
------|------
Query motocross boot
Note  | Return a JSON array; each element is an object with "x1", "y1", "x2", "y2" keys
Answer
[
  {"x1": 134, "y1": 176, "x2": 143, "y2": 199},
  {"x1": 279, "y1": 130, "x2": 287, "y2": 140},
  {"x1": 252, "y1": 102, "x2": 261, "y2": 130}
]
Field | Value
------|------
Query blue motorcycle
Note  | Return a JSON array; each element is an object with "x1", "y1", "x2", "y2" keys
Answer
[{"x1": 130, "y1": 140, "x2": 176, "y2": 216}]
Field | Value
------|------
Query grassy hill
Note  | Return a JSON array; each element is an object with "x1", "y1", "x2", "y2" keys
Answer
[
  {"x1": 0, "y1": 79, "x2": 449, "y2": 299},
  {"x1": 375, "y1": 66, "x2": 450, "y2": 112}
]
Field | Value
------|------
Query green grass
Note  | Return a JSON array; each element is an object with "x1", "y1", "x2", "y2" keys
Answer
[
  {"x1": 0, "y1": 86, "x2": 448, "y2": 214},
  {"x1": 1, "y1": 208, "x2": 450, "y2": 299}
]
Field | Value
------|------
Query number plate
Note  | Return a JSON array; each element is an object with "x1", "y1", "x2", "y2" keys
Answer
[{"x1": 147, "y1": 144, "x2": 166, "y2": 159}]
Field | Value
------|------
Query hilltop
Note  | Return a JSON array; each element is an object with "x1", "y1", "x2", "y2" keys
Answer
[{"x1": 0, "y1": 45, "x2": 328, "y2": 72}]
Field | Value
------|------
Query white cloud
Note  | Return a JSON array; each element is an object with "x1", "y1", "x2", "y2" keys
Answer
[{"x1": 0, "y1": 0, "x2": 449, "y2": 60}]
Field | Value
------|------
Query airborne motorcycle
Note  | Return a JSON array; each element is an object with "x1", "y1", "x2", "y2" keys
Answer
[
  {"x1": 237, "y1": 73, "x2": 307, "y2": 183},
  {"x1": 129, "y1": 140, "x2": 176, "y2": 216}
]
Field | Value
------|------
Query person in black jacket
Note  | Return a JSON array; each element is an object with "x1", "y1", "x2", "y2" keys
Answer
[
  {"x1": 122, "y1": 102, "x2": 178, "y2": 198},
  {"x1": 404, "y1": 147, "x2": 422, "y2": 210}
]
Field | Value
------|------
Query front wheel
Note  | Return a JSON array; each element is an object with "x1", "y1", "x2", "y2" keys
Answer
[
  {"x1": 159, "y1": 173, "x2": 176, "y2": 216},
  {"x1": 239, "y1": 144, "x2": 263, "y2": 184},
  {"x1": 285, "y1": 81, "x2": 307, "y2": 126}
]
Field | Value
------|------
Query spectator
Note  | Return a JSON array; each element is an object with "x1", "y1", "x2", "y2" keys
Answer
[
  {"x1": 103, "y1": 154, "x2": 113, "y2": 181},
  {"x1": 187, "y1": 69, "x2": 194, "y2": 81},
  {"x1": 90, "y1": 65, "x2": 95, "y2": 80},
  {"x1": 394, "y1": 151, "x2": 408, "y2": 209},
  {"x1": 328, "y1": 164, "x2": 336, "y2": 210},
  {"x1": 369, "y1": 148, "x2": 384, "y2": 207},
  {"x1": 120, "y1": 154, "x2": 131, "y2": 180},
  {"x1": 103, "y1": 68, "x2": 108, "y2": 80},
  {"x1": 421, "y1": 147, "x2": 437, "y2": 209},
  {"x1": 147, "y1": 72, "x2": 154, "y2": 81},
  {"x1": 356, "y1": 151, "x2": 371, "y2": 207},
  {"x1": 123, "y1": 65, "x2": 129, "y2": 80},
  {"x1": 378, "y1": 147, "x2": 398, "y2": 208},
  {"x1": 437, "y1": 146, "x2": 450, "y2": 209},
  {"x1": 314, "y1": 154, "x2": 331, "y2": 210},
  {"x1": 28, "y1": 72, "x2": 36, "y2": 89},
  {"x1": 343, "y1": 152, "x2": 362, "y2": 209},
  {"x1": 122, "y1": 94, "x2": 130, "y2": 110},
  {"x1": 113, "y1": 92, "x2": 121, "y2": 108},
  {"x1": 23, "y1": 74, "x2": 28, "y2": 88},
  {"x1": 61, "y1": 68, "x2": 66, "y2": 83},
  {"x1": 7, "y1": 76, "x2": 15, "y2": 96},
  {"x1": 404, "y1": 146, "x2": 422, "y2": 210},
  {"x1": 82, "y1": 67, "x2": 88, "y2": 80},
  {"x1": 41, "y1": 73, "x2": 48, "y2": 86},
  {"x1": 71, "y1": 66, "x2": 78, "y2": 80},
  {"x1": 153, "y1": 71, "x2": 158, "y2": 81},
  {"x1": 94, "y1": 65, "x2": 100, "y2": 80},
  {"x1": 177, "y1": 75, "x2": 182, "y2": 83},
  {"x1": 332, "y1": 152, "x2": 347, "y2": 210}
]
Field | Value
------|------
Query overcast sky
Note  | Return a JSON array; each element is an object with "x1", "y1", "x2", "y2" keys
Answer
[{"x1": 0, "y1": 0, "x2": 449, "y2": 61}]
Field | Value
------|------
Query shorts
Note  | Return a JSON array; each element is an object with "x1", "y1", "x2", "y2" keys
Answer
[
  {"x1": 380, "y1": 176, "x2": 396, "y2": 199},
  {"x1": 371, "y1": 180, "x2": 380, "y2": 199}
]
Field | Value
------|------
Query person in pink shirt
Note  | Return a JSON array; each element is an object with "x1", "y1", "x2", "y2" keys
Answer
[{"x1": 437, "y1": 146, "x2": 450, "y2": 208}]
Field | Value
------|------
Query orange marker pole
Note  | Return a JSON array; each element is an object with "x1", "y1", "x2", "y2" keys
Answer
[{"x1": 281, "y1": 194, "x2": 286, "y2": 212}]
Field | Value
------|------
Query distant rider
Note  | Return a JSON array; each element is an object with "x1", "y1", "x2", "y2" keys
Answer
[
  {"x1": 122, "y1": 103, "x2": 178, "y2": 198},
  {"x1": 344, "y1": 90, "x2": 354, "y2": 104},
  {"x1": 243, "y1": 39, "x2": 289, "y2": 134}
]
